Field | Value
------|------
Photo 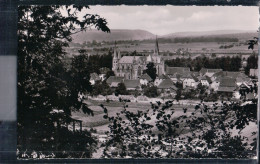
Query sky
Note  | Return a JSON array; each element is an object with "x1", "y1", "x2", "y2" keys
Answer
[{"x1": 81, "y1": 6, "x2": 259, "y2": 35}]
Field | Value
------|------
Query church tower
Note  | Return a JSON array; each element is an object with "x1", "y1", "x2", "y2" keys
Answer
[
  {"x1": 112, "y1": 42, "x2": 119, "y2": 72},
  {"x1": 154, "y1": 35, "x2": 159, "y2": 56}
]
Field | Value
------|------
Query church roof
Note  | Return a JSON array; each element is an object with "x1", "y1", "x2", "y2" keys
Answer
[
  {"x1": 119, "y1": 56, "x2": 137, "y2": 64},
  {"x1": 119, "y1": 56, "x2": 146, "y2": 64},
  {"x1": 119, "y1": 55, "x2": 162, "y2": 64}
]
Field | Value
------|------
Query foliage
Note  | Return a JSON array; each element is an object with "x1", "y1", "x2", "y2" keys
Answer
[
  {"x1": 143, "y1": 62, "x2": 157, "y2": 81},
  {"x1": 100, "y1": 84, "x2": 257, "y2": 158},
  {"x1": 105, "y1": 70, "x2": 115, "y2": 80},
  {"x1": 101, "y1": 102, "x2": 156, "y2": 158},
  {"x1": 247, "y1": 37, "x2": 258, "y2": 50},
  {"x1": 115, "y1": 83, "x2": 129, "y2": 96},
  {"x1": 245, "y1": 53, "x2": 258, "y2": 76},
  {"x1": 17, "y1": 5, "x2": 109, "y2": 158},
  {"x1": 165, "y1": 56, "x2": 242, "y2": 72},
  {"x1": 91, "y1": 80, "x2": 112, "y2": 96},
  {"x1": 143, "y1": 85, "x2": 159, "y2": 98}
]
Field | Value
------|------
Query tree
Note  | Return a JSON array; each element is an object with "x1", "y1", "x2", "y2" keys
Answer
[
  {"x1": 245, "y1": 53, "x2": 258, "y2": 76},
  {"x1": 17, "y1": 6, "x2": 109, "y2": 158},
  {"x1": 100, "y1": 86, "x2": 257, "y2": 158},
  {"x1": 101, "y1": 102, "x2": 156, "y2": 158},
  {"x1": 143, "y1": 85, "x2": 159, "y2": 98},
  {"x1": 91, "y1": 80, "x2": 112, "y2": 96},
  {"x1": 105, "y1": 70, "x2": 115, "y2": 80},
  {"x1": 115, "y1": 83, "x2": 128, "y2": 96},
  {"x1": 143, "y1": 62, "x2": 157, "y2": 81}
]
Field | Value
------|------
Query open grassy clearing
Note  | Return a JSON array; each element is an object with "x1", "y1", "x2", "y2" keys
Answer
[{"x1": 72, "y1": 100, "x2": 196, "y2": 134}]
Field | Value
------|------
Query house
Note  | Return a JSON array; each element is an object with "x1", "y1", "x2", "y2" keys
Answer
[
  {"x1": 157, "y1": 79, "x2": 177, "y2": 95},
  {"x1": 182, "y1": 74, "x2": 198, "y2": 88},
  {"x1": 154, "y1": 74, "x2": 170, "y2": 86},
  {"x1": 249, "y1": 69, "x2": 258, "y2": 77},
  {"x1": 212, "y1": 71, "x2": 249, "y2": 86},
  {"x1": 99, "y1": 67, "x2": 110, "y2": 81},
  {"x1": 106, "y1": 76, "x2": 124, "y2": 87},
  {"x1": 217, "y1": 77, "x2": 237, "y2": 97},
  {"x1": 168, "y1": 73, "x2": 181, "y2": 83},
  {"x1": 139, "y1": 74, "x2": 152, "y2": 85},
  {"x1": 90, "y1": 73, "x2": 101, "y2": 85},
  {"x1": 199, "y1": 68, "x2": 222, "y2": 77},
  {"x1": 236, "y1": 76, "x2": 251, "y2": 86},
  {"x1": 210, "y1": 77, "x2": 220, "y2": 91},
  {"x1": 123, "y1": 79, "x2": 141, "y2": 90},
  {"x1": 200, "y1": 76, "x2": 211, "y2": 86},
  {"x1": 236, "y1": 82, "x2": 257, "y2": 100}
]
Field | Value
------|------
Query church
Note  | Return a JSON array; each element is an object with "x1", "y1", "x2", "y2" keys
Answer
[{"x1": 112, "y1": 37, "x2": 165, "y2": 80}]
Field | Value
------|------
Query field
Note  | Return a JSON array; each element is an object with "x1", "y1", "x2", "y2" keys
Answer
[
  {"x1": 66, "y1": 42, "x2": 257, "y2": 58},
  {"x1": 71, "y1": 100, "x2": 195, "y2": 133}
]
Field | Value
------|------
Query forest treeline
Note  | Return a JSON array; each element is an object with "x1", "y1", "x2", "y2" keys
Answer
[{"x1": 165, "y1": 54, "x2": 258, "y2": 74}]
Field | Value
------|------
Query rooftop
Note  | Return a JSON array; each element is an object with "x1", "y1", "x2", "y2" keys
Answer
[
  {"x1": 106, "y1": 76, "x2": 124, "y2": 84},
  {"x1": 219, "y1": 77, "x2": 237, "y2": 87},
  {"x1": 158, "y1": 79, "x2": 177, "y2": 89},
  {"x1": 140, "y1": 74, "x2": 152, "y2": 81},
  {"x1": 124, "y1": 79, "x2": 140, "y2": 89}
]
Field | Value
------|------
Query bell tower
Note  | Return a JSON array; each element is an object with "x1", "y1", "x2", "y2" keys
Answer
[{"x1": 112, "y1": 42, "x2": 119, "y2": 72}]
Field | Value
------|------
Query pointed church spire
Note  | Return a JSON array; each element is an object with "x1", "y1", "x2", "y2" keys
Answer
[
  {"x1": 154, "y1": 35, "x2": 159, "y2": 55},
  {"x1": 113, "y1": 41, "x2": 118, "y2": 59},
  {"x1": 118, "y1": 49, "x2": 121, "y2": 59}
]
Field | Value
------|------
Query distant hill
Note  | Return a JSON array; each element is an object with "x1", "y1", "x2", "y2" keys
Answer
[
  {"x1": 162, "y1": 30, "x2": 257, "y2": 41},
  {"x1": 71, "y1": 29, "x2": 155, "y2": 43},
  {"x1": 71, "y1": 29, "x2": 257, "y2": 44}
]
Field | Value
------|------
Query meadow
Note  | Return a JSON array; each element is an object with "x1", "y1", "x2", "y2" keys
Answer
[{"x1": 71, "y1": 100, "x2": 195, "y2": 133}]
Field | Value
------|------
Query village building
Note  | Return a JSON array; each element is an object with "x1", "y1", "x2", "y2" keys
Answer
[
  {"x1": 249, "y1": 68, "x2": 258, "y2": 77},
  {"x1": 212, "y1": 71, "x2": 249, "y2": 87},
  {"x1": 199, "y1": 68, "x2": 222, "y2": 77},
  {"x1": 154, "y1": 74, "x2": 170, "y2": 86},
  {"x1": 182, "y1": 74, "x2": 199, "y2": 88},
  {"x1": 99, "y1": 67, "x2": 110, "y2": 81},
  {"x1": 157, "y1": 79, "x2": 177, "y2": 96},
  {"x1": 112, "y1": 37, "x2": 165, "y2": 80},
  {"x1": 106, "y1": 76, "x2": 124, "y2": 87},
  {"x1": 210, "y1": 77, "x2": 221, "y2": 91},
  {"x1": 123, "y1": 79, "x2": 141, "y2": 90},
  {"x1": 168, "y1": 73, "x2": 181, "y2": 83},
  {"x1": 217, "y1": 77, "x2": 238, "y2": 97},
  {"x1": 200, "y1": 76, "x2": 211, "y2": 86},
  {"x1": 90, "y1": 72, "x2": 101, "y2": 85},
  {"x1": 139, "y1": 74, "x2": 152, "y2": 85}
]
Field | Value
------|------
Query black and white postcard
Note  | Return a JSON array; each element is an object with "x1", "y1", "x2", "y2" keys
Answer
[{"x1": 16, "y1": 5, "x2": 258, "y2": 159}]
